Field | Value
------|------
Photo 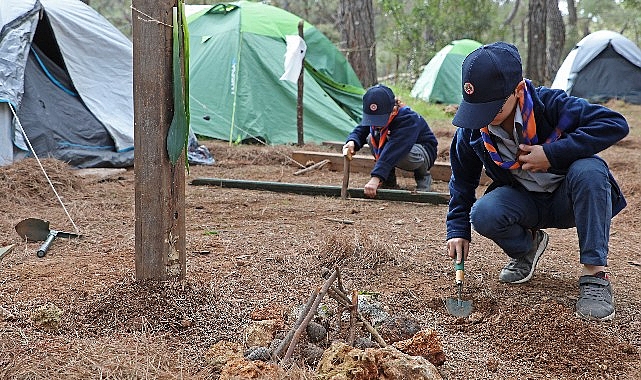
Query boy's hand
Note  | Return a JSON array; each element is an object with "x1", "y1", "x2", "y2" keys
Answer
[
  {"x1": 518, "y1": 144, "x2": 551, "y2": 172},
  {"x1": 447, "y1": 238, "x2": 470, "y2": 264},
  {"x1": 342, "y1": 141, "x2": 355, "y2": 158},
  {"x1": 364, "y1": 177, "x2": 381, "y2": 198}
]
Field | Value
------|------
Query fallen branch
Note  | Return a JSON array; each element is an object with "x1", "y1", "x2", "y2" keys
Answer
[
  {"x1": 348, "y1": 289, "x2": 358, "y2": 346},
  {"x1": 0, "y1": 244, "x2": 15, "y2": 261},
  {"x1": 281, "y1": 268, "x2": 339, "y2": 363},
  {"x1": 293, "y1": 159, "x2": 330, "y2": 176},
  {"x1": 328, "y1": 286, "x2": 387, "y2": 347},
  {"x1": 272, "y1": 288, "x2": 319, "y2": 360},
  {"x1": 322, "y1": 217, "x2": 354, "y2": 225},
  {"x1": 336, "y1": 268, "x2": 347, "y2": 294}
]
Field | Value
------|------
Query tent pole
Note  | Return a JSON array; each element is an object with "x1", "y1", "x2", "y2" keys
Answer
[{"x1": 297, "y1": 20, "x2": 304, "y2": 146}]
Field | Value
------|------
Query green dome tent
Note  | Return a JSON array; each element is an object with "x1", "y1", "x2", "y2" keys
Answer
[
  {"x1": 186, "y1": 1, "x2": 365, "y2": 145},
  {"x1": 411, "y1": 39, "x2": 482, "y2": 105}
]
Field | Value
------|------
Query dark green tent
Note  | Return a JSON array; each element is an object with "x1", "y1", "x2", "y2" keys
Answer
[{"x1": 186, "y1": 1, "x2": 365, "y2": 145}]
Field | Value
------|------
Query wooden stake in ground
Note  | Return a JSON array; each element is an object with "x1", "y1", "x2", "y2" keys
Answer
[
  {"x1": 132, "y1": 0, "x2": 186, "y2": 280},
  {"x1": 341, "y1": 150, "x2": 351, "y2": 199}
]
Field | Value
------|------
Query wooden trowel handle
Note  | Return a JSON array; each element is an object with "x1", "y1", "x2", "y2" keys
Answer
[{"x1": 455, "y1": 260, "x2": 465, "y2": 284}]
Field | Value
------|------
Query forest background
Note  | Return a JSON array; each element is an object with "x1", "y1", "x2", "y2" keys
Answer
[{"x1": 83, "y1": 0, "x2": 641, "y2": 91}]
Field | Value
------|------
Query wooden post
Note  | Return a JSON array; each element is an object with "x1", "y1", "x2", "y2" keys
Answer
[
  {"x1": 132, "y1": 0, "x2": 186, "y2": 280},
  {"x1": 296, "y1": 19, "x2": 304, "y2": 146}
]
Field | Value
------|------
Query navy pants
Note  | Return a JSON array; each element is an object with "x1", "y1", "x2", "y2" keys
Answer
[
  {"x1": 470, "y1": 157, "x2": 612, "y2": 266},
  {"x1": 367, "y1": 136, "x2": 433, "y2": 179}
]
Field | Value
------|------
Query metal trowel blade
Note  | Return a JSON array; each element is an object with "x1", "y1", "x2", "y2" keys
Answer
[
  {"x1": 15, "y1": 218, "x2": 51, "y2": 241},
  {"x1": 445, "y1": 297, "x2": 473, "y2": 318}
]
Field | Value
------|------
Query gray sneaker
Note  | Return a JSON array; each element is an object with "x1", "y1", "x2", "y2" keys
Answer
[
  {"x1": 576, "y1": 272, "x2": 615, "y2": 321},
  {"x1": 499, "y1": 230, "x2": 549, "y2": 284}
]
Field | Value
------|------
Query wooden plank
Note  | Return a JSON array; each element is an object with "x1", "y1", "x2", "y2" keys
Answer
[
  {"x1": 293, "y1": 150, "x2": 453, "y2": 182},
  {"x1": 294, "y1": 150, "x2": 491, "y2": 185},
  {"x1": 191, "y1": 178, "x2": 450, "y2": 205}
]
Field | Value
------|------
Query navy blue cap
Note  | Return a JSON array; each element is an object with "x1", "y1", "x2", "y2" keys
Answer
[
  {"x1": 452, "y1": 42, "x2": 523, "y2": 129},
  {"x1": 359, "y1": 84, "x2": 395, "y2": 126}
]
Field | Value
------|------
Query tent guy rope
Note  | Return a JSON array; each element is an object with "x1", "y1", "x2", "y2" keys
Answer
[
  {"x1": 130, "y1": 6, "x2": 173, "y2": 28},
  {"x1": 8, "y1": 103, "x2": 81, "y2": 235}
]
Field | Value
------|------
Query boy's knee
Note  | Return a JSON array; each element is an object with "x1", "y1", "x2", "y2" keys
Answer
[
  {"x1": 470, "y1": 200, "x2": 495, "y2": 234},
  {"x1": 567, "y1": 158, "x2": 609, "y2": 187}
]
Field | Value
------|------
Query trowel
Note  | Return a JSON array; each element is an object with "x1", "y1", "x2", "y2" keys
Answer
[
  {"x1": 15, "y1": 218, "x2": 81, "y2": 258},
  {"x1": 445, "y1": 259, "x2": 473, "y2": 317}
]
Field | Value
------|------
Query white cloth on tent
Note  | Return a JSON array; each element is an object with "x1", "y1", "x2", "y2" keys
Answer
[{"x1": 280, "y1": 35, "x2": 307, "y2": 83}]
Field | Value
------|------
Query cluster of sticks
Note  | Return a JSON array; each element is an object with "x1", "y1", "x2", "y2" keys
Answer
[{"x1": 271, "y1": 267, "x2": 387, "y2": 364}]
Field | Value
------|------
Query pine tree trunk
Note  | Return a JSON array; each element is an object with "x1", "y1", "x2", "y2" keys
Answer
[
  {"x1": 527, "y1": 0, "x2": 547, "y2": 85},
  {"x1": 338, "y1": 0, "x2": 377, "y2": 88},
  {"x1": 546, "y1": 0, "x2": 565, "y2": 84}
]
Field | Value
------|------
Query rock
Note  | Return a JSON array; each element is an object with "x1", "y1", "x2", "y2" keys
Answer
[
  {"x1": 244, "y1": 346, "x2": 272, "y2": 361},
  {"x1": 316, "y1": 342, "x2": 442, "y2": 380},
  {"x1": 204, "y1": 341, "x2": 244, "y2": 372},
  {"x1": 30, "y1": 303, "x2": 63, "y2": 330},
  {"x1": 316, "y1": 341, "x2": 378, "y2": 380},
  {"x1": 391, "y1": 329, "x2": 446, "y2": 366},
  {"x1": 373, "y1": 346, "x2": 443, "y2": 380},
  {"x1": 302, "y1": 343, "x2": 325, "y2": 367},
  {"x1": 353, "y1": 337, "x2": 379, "y2": 350},
  {"x1": 357, "y1": 294, "x2": 389, "y2": 326},
  {"x1": 306, "y1": 321, "x2": 327, "y2": 343},
  {"x1": 378, "y1": 316, "x2": 422, "y2": 344},
  {"x1": 220, "y1": 357, "x2": 284, "y2": 380},
  {"x1": 244, "y1": 319, "x2": 282, "y2": 347}
]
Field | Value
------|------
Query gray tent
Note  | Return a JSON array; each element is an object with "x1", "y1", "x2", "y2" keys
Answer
[
  {"x1": 551, "y1": 30, "x2": 641, "y2": 104},
  {"x1": 0, "y1": 0, "x2": 136, "y2": 168}
]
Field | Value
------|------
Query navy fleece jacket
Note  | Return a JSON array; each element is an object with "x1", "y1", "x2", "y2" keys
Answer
[
  {"x1": 446, "y1": 81, "x2": 629, "y2": 242},
  {"x1": 346, "y1": 106, "x2": 438, "y2": 181}
]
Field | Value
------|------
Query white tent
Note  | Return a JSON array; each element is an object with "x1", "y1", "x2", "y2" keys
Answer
[{"x1": 552, "y1": 30, "x2": 641, "y2": 104}]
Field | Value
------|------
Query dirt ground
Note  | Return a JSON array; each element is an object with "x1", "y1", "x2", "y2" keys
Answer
[{"x1": 1, "y1": 101, "x2": 640, "y2": 379}]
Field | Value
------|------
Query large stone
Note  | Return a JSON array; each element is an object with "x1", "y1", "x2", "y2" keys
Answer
[
  {"x1": 391, "y1": 329, "x2": 446, "y2": 366},
  {"x1": 220, "y1": 357, "x2": 284, "y2": 380},
  {"x1": 373, "y1": 346, "x2": 442, "y2": 380},
  {"x1": 204, "y1": 341, "x2": 244, "y2": 372},
  {"x1": 316, "y1": 342, "x2": 442, "y2": 380},
  {"x1": 306, "y1": 321, "x2": 328, "y2": 343},
  {"x1": 245, "y1": 319, "x2": 282, "y2": 347},
  {"x1": 316, "y1": 341, "x2": 379, "y2": 380},
  {"x1": 378, "y1": 316, "x2": 422, "y2": 343}
]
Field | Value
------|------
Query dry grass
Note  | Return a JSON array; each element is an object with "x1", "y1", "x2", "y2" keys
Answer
[
  {"x1": 311, "y1": 232, "x2": 399, "y2": 270},
  {"x1": 0, "y1": 158, "x2": 83, "y2": 206}
]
